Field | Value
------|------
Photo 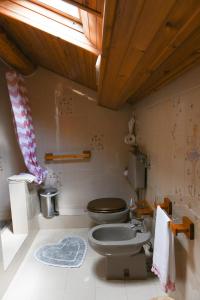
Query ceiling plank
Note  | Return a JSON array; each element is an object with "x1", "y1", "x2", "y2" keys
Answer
[
  {"x1": 98, "y1": 0, "x2": 176, "y2": 109},
  {"x1": 0, "y1": 26, "x2": 35, "y2": 74},
  {"x1": 0, "y1": 0, "x2": 99, "y2": 55},
  {"x1": 129, "y1": 25, "x2": 200, "y2": 102},
  {"x1": 120, "y1": 0, "x2": 200, "y2": 104},
  {"x1": 0, "y1": 15, "x2": 97, "y2": 89}
]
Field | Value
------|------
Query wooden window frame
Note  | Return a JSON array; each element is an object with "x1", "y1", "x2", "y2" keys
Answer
[{"x1": 29, "y1": 0, "x2": 82, "y2": 24}]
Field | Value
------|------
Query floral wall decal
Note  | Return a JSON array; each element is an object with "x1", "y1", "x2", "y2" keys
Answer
[{"x1": 90, "y1": 133, "x2": 104, "y2": 151}]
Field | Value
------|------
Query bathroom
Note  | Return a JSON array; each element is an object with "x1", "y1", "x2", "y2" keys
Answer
[{"x1": 0, "y1": 1, "x2": 200, "y2": 299}]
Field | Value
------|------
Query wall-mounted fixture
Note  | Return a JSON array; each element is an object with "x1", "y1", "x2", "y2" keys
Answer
[
  {"x1": 169, "y1": 217, "x2": 194, "y2": 240},
  {"x1": 155, "y1": 197, "x2": 172, "y2": 215},
  {"x1": 134, "y1": 198, "x2": 194, "y2": 240},
  {"x1": 45, "y1": 150, "x2": 91, "y2": 162},
  {"x1": 127, "y1": 152, "x2": 146, "y2": 190}
]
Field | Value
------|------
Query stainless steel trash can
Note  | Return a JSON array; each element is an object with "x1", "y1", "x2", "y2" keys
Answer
[{"x1": 39, "y1": 187, "x2": 59, "y2": 218}]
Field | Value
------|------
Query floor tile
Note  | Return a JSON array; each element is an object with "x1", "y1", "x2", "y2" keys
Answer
[
  {"x1": 125, "y1": 278, "x2": 167, "y2": 300},
  {"x1": 2, "y1": 228, "x2": 165, "y2": 300},
  {"x1": 96, "y1": 280, "x2": 127, "y2": 300}
]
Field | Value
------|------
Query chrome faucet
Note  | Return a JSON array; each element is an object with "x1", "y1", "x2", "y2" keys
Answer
[{"x1": 129, "y1": 217, "x2": 146, "y2": 233}]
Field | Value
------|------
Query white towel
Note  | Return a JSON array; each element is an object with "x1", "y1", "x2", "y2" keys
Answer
[
  {"x1": 152, "y1": 206, "x2": 176, "y2": 292},
  {"x1": 8, "y1": 173, "x2": 36, "y2": 183}
]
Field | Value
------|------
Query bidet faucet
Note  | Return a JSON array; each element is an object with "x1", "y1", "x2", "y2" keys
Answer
[
  {"x1": 130, "y1": 216, "x2": 144, "y2": 225},
  {"x1": 129, "y1": 218, "x2": 146, "y2": 233}
]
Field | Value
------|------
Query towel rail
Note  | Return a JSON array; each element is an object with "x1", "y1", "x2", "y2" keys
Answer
[
  {"x1": 134, "y1": 198, "x2": 194, "y2": 240},
  {"x1": 45, "y1": 151, "x2": 91, "y2": 162},
  {"x1": 155, "y1": 197, "x2": 172, "y2": 215},
  {"x1": 169, "y1": 216, "x2": 194, "y2": 240}
]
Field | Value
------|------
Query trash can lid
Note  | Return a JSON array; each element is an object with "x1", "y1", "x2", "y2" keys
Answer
[{"x1": 39, "y1": 187, "x2": 58, "y2": 197}]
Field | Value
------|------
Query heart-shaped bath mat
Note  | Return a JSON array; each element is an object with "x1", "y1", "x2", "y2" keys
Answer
[{"x1": 34, "y1": 236, "x2": 87, "y2": 268}]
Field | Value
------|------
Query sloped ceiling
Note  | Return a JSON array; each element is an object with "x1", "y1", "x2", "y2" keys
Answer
[
  {"x1": 99, "y1": 0, "x2": 200, "y2": 109},
  {"x1": 1, "y1": 0, "x2": 200, "y2": 109},
  {"x1": 0, "y1": 0, "x2": 103, "y2": 89}
]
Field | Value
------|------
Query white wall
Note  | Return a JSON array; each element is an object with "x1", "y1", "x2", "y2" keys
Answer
[
  {"x1": 0, "y1": 61, "x2": 39, "y2": 298},
  {"x1": 26, "y1": 67, "x2": 133, "y2": 215},
  {"x1": 135, "y1": 65, "x2": 200, "y2": 300},
  {"x1": 0, "y1": 62, "x2": 25, "y2": 219}
]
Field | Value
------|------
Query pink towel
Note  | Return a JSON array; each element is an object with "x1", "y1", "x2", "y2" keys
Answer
[{"x1": 152, "y1": 206, "x2": 176, "y2": 292}]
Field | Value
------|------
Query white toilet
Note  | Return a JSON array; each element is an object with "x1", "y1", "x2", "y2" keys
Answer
[{"x1": 87, "y1": 198, "x2": 129, "y2": 224}]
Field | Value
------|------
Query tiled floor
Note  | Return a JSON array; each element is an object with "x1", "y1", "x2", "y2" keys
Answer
[
  {"x1": 3, "y1": 229, "x2": 166, "y2": 300},
  {"x1": 1, "y1": 226, "x2": 27, "y2": 270}
]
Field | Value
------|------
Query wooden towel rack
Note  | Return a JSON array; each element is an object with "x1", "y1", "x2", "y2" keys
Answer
[
  {"x1": 135, "y1": 200, "x2": 154, "y2": 217},
  {"x1": 135, "y1": 198, "x2": 194, "y2": 240},
  {"x1": 45, "y1": 150, "x2": 91, "y2": 162},
  {"x1": 155, "y1": 197, "x2": 172, "y2": 215},
  {"x1": 135, "y1": 197, "x2": 172, "y2": 217},
  {"x1": 169, "y1": 216, "x2": 194, "y2": 240}
]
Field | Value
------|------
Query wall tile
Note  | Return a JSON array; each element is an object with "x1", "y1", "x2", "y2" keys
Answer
[
  {"x1": 135, "y1": 65, "x2": 200, "y2": 300},
  {"x1": 26, "y1": 68, "x2": 131, "y2": 213}
]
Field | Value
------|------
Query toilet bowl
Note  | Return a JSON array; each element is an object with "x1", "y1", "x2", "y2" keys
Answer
[
  {"x1": 87, "y1": 198, "x2": 129, "y2": 224},
  {"x1": 88, "y1": 223, "x2": 151, "y2": 256}
]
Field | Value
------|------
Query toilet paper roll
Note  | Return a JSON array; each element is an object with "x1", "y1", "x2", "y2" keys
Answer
[{"x1": 124, "y1": 134, "x2": 136, "y2": 145}]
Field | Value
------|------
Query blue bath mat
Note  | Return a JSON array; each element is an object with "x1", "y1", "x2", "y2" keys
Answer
[{"x1": 34, "y1": 236, "x2": 87, "y2": 268}]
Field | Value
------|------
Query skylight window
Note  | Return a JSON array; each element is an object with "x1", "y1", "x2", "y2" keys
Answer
[{"x1": 32, "y1": 0, "x2": 81, "y2": 23}]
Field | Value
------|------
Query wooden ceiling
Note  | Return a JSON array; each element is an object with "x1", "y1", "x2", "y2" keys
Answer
[
  {"x1": 99, "y1": 0, "x2": 200, "y2": 109},
  {"x1": 0, "y1": 0, "x2": 200, "y2": 109},
  {"x1": 0, "y1": 0, "x2": 103, "y2": 89}
]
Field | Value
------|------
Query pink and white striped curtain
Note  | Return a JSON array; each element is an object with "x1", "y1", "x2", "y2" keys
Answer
[{"x1": 6, "y1": 70, "x2": 47, "y2": 184}]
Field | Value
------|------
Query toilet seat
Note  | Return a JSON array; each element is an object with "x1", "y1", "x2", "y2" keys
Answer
[{"x1": 87, "y1": 198, "x2": 127, "y2": 213}]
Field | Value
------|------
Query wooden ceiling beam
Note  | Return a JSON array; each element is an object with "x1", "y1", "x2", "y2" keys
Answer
[
  {"x1": 97, "y1": 0, "x2": 118, "y2": 103},
  {"x1": 0, "y1": 27, "x2": 35, "y2": 75}
]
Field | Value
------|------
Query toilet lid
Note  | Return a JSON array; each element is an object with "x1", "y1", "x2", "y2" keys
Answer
[{"x1": 87, "y1": 198, "x2": 127, "y2": 213}]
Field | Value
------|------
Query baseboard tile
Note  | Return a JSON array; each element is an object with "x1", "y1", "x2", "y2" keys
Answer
[{"x1": 38, "y1": 213, "x2": 93, "y2": 229}]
